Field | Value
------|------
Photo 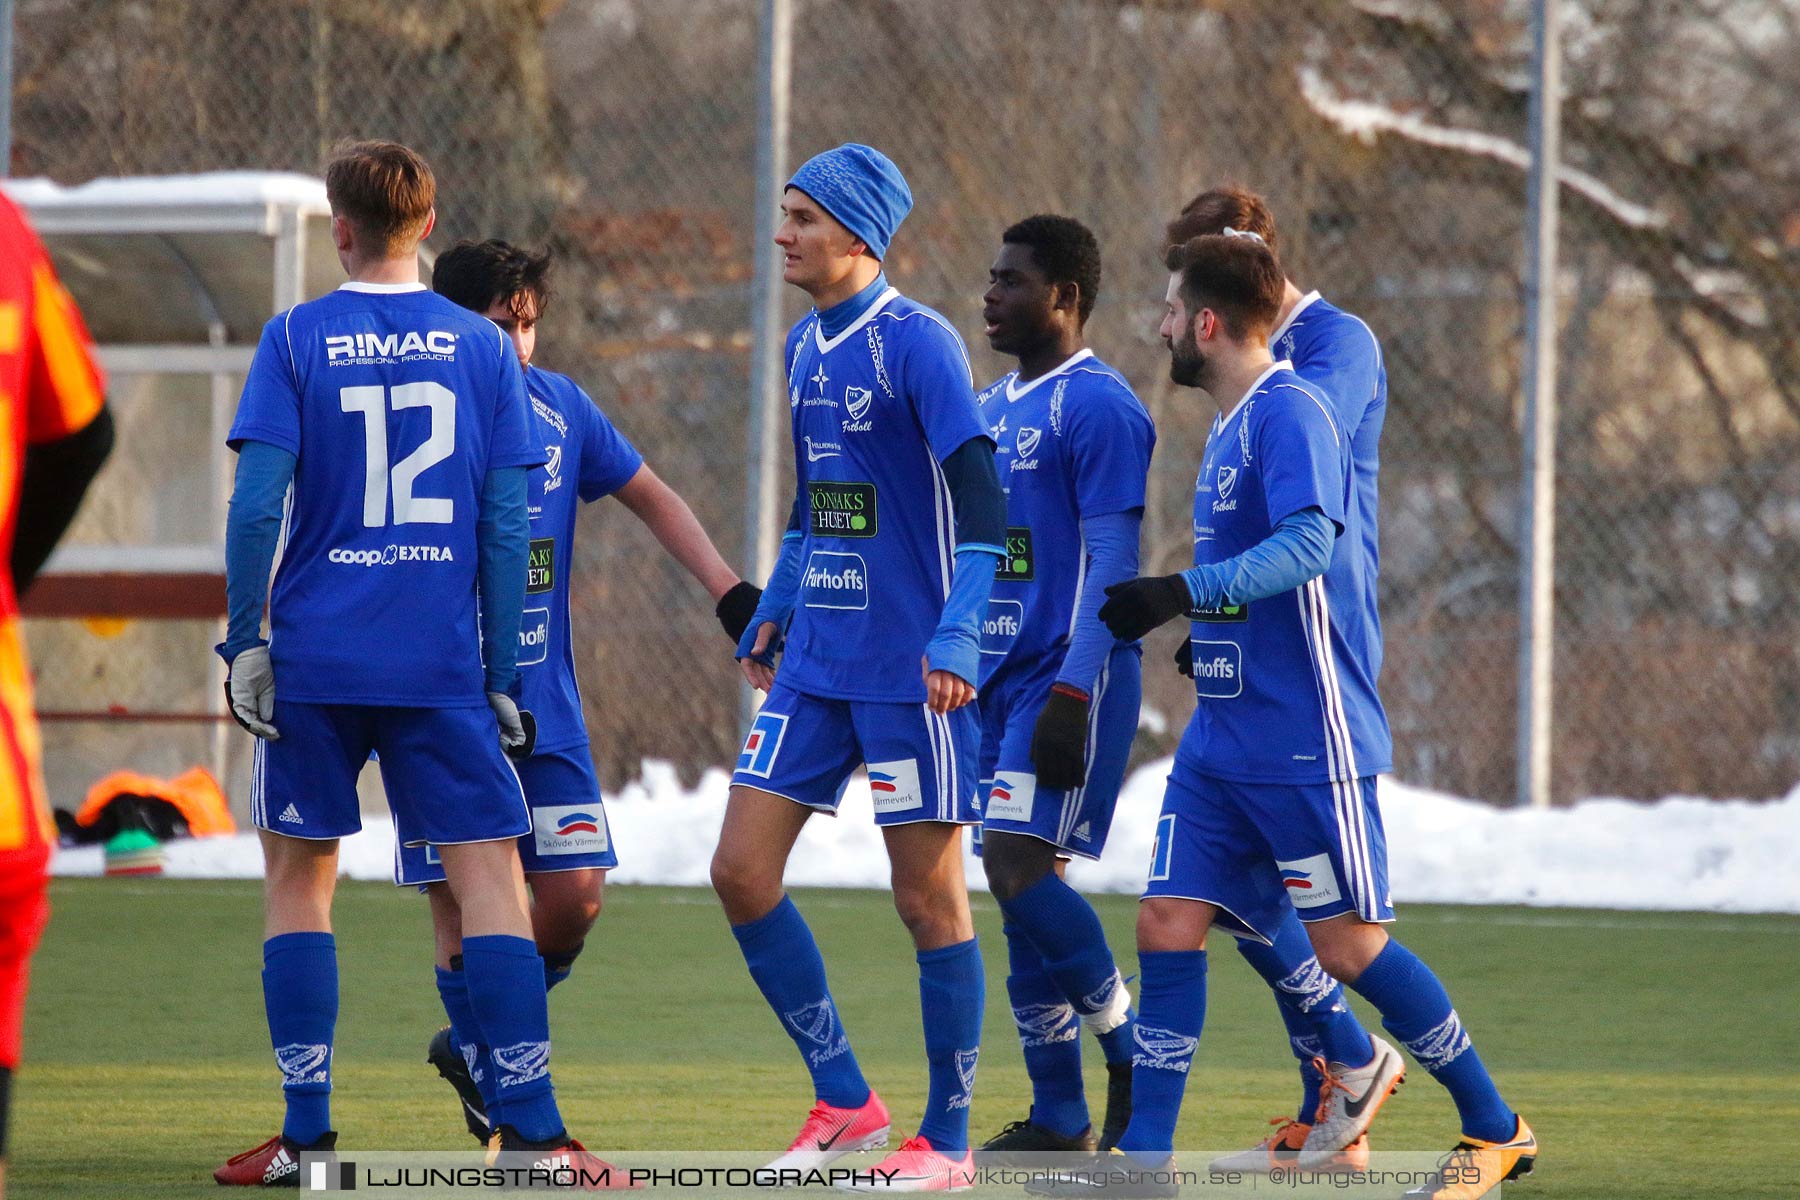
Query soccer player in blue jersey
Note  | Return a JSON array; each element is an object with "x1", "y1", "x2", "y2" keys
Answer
[
  {"x1": 710, "y1": 144, "x2": 1007, "y2": 1192},
  {"x1": 396, "y1": 239, "x2": 759, "y2": 1146},
  {"x1": 1165, "y1": 187, "x2": 1391, "y2": 1173},
  {"x1": 967, "y1": 216, "x2": 1154, "y2": 1159},
  {"x1": 1030, "y1": 234, "x2": 1535, "y2": 1200},
  {"x1": 212, "y1": 142, "x2": 626, "y2": 1187}
]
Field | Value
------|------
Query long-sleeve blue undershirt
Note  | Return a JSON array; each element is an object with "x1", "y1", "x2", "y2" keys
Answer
[
  {"x1": 1181, "y1": 506, "x2": 1337, "y2": 611},
  {"x1": 1057, "y1": 508, "x2": 1143, "y2": 692},
  {"x1": 926, "y1": 436, "x2": 1007, "y2": 684},
  {"x1": 477, "y1": 466, "x2": 530, "y2": 695},
  {"x1": 817, "y1": 272, "x2": 889, "y2": 339},
  {"x1": 219, "y1": 439, "x2": 296, "y2": 661}
]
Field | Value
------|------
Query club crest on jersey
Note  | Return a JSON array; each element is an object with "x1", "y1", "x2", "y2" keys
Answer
[
  {"x1": 325, "y1": 330, "x2": 457, "y2": 363},
  {"x1": 1275, "y1": 853, "x2": 1344, "y2": 909},
  {"x1": 533, "y1": 804, "x2": 609, "y2": 856},
  {"x1": 1216, "y1": 464, "x2": 1238, "y2": 500},
  {"x1": 1013, "y1": 425, "x2": 1042, "y2": 468},
  {"x1": 737, "y1": 711, "x2": 789, "y2": 779},
  {"x1": 542, "y1": 443, "x2": 564, "y2": 493},
  {"x1": 866, "y1": 758, "x2": 924, "y2": 814},
  {"x1": 842, "y1": 385, "x2": 874, "y2": 432}
]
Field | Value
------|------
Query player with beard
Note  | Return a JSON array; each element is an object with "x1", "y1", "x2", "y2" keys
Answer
[
  {"x1": 1028, "y1": 233, "x2": 1534, "y2": 1200},
  {"x1": 968, "y1": 215, "x2": 1153, "y2": 1160}
]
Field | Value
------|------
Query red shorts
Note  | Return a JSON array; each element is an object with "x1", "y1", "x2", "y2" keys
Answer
[{"x1": 0, "y1": 843, "x2": 50, "y2": 1068}]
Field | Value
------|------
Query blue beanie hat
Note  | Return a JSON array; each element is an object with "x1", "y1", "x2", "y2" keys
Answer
[{"x1": 786, "y1": 143, "x2": 913, "y2": 260}]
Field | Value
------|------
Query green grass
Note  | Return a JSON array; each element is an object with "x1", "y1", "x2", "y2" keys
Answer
[{"x1": 12, "y1": 880, "x2": 1800, "y2": 1197}]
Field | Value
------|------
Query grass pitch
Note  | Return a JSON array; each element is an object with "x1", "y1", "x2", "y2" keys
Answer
[{"x1": 12, "y1": 879, "x2": 1798, "y2": 1198}]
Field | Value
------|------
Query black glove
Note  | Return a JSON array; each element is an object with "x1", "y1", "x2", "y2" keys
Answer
[
  {"x1": 1030, "y1": 684, "x2": 1092, "y2": 792},
  {"x1": 1098, "y1": 574, "x2": 1192, "y2": 642},
  {"x1": 716, "y1": 581, "x2": 763, "y2": 643},
  {"x1": 1175, "y1": 638, "x2": 1193, "y2": 677}
]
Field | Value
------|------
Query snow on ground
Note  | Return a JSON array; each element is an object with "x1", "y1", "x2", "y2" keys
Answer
[{"x1": 52, "y1": 758, "x2": 1800, "y2": 915}]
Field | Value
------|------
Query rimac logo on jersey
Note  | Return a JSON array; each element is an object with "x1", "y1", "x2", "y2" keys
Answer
[
  {"x1": 527, "y1": 539, "x2": 555, "y2": 594},
  {"x1": 737, "y1": 711, "x2": 789, "y2": 779},
  {"x1": 995, "y1": 527, "x2": 1034, "y2": 581},
  {"x1": 980, "y1": 599, "x2": 1024, "y2": 657},
  {"x1": 533, "y1": 805, "x2": 610, "y2": 857},
  {"x1": 1275, "y1": 853, "x2": 1344, "y2": 910},
  {"x1": 866, "y1": 758, "x2": 923, "y2": 814},
  {"x1": 842, "y1": 385, "x2": 874, "y2": 432},
  {"x1": 1189, "y1": 639, "x2": 1243, "y2": 698},
  {"x1": 519, "y1": 606, "x2": 550, "y2": 666},
  {"x1": 985, "y1": 772, "x2": 1035, "y2": 822},
  {"x1": 324, "y1": 330, "x2": 458, "y2": 363},
  {"x1": 802, "y1": 551, "x2": 869, "y2": 610},
  {"x1": 808, "y1": 481, "x2": 877, "y2": 538}
]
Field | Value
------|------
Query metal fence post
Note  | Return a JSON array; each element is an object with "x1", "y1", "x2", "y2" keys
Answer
[
  {"x1": 1518, "y1": 0, "x2": 1562, "y2": 808},
  {"x1": 1, "y1": 0, "x2": 14, "y2": 177},
  {"x1": 742, "y1": 0, "x2": 793, "y2": 725}
]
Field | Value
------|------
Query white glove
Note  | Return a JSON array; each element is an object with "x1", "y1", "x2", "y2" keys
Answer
[
  {"x1": 488, "y1": 691, "x2": 528, "y2": 754},
  {"x1": 226, "y1": 645, "x2": 280, "y2": 740}
]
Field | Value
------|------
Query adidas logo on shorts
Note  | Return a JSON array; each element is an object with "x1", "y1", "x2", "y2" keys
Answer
[{"x1": 278, "y1": 804, "x2": 304, "y2": 825}]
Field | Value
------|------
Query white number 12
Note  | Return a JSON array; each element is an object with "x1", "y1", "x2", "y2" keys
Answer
[{"x1": 339, "y1": 382, "x2": 456, "y2": 526}]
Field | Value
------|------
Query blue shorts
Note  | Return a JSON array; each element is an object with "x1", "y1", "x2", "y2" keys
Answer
[
  {"x1": 251, "y1": 701, "x2": 528, "y2": 848},
  {"x1": 731, "y1": 681, "x2": 979, "y2": 824},
  {"x1": 1141, "y1": 759, "x2": 1393, "y2": 943},
  {"x1": 974, "y1": 645, "x2": 1140, "y2": 860},
  {"x1": 394, "y1": 743, "x2": 617, "y2": 887}
]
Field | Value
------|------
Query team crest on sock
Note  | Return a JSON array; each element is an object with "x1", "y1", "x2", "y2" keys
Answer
[
  {"x1": 1405, "y1": 1011, "x2": 1472, "y2": 1070},
  {"x1": 1133, "y1": 1025, "x2": 1198, "y2": 1073},
  {"x1": 1275, "y1": 956, "x2": 1344, "y2": 1014},
  {"x1": 275, "y1": 1042, "x2": 329, "y2": 1086},
  {"x1": 1012, "y1": 1001, "x2": 1079, "y2": 1048},
  {"x1": 491, "y1": 1040, "x2": 551, "y2": 1088},
  {"x1": 783, "y1": 998, "x2": 850, "y2": 1067},
  {"x1": 947, "y1": 1048, "x2": 979, "y2": 1109}
]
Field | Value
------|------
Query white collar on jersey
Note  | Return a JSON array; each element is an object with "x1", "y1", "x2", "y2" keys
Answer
[
  {"x1": 1005, "y1": 347, "x2": 1095, "y2": 402},
  {"x1": 338, "y1": 281, "x2": 427, "y2": 294},
  {"x1": 1212, "y1": 358, "x2": 1295, "y2": 434},
  {"x1": 1268, "y1": 290, "x2": 1323, "y2": 346},
  {"x1": 813, "y1": 286, "x2": 900, "y2": 355}
]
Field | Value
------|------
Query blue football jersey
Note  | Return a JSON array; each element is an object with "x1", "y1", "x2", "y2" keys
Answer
[
  {"x1": 779, "y1": 286, "x2": 991, "y2": 702},
  {"x1": 228, "y1": 283, "x2": 543, "y2": 706},
  {"x1": 1272, "y1": 292, "x2": 1386, "y2": 676},
  {"x1": 1178, "y1": 362, "x2": 1392, "y2": 783},
  {"x1": 975, "y1": 349, "x2": 1155, "y2": 686},
  {"x1": 517, "y1": 365, "x2": 643, "y2": 753}
]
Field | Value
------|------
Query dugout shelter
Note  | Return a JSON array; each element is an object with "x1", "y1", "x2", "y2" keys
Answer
[{"x1": 3, "y1": 172, "x2": 428, "y2": 811}]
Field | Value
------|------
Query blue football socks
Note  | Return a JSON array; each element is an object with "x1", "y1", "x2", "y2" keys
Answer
[
  {"x1": 462, "y1": 934, "x2": 562, "y2": 1143},
  {"x1": 1350, "y1": 940, "x2": 1515, "y2": 1142},
  {"x1": 1000, "y1": 874, "x2": 1135, "y2": 1065},
  {"x1": 1001, "y1": 921, "x2": 1088, "y2": 1137},
  {"x1": 915, "y1": 938, "x2": 984, "y2": 1154},
  {"x1": 262, "y1": 932, "x2": 337, "y2": 1145},
  {"x1": 436, "y1": 963, "x2": 501, "y2": 1124},
  {"x1": 731, "y1": 895, "x2": 871, "y2": 1109},
  {"x1": 543, "y1": 945, "x2": 581, "y2": 993},
  {"x1": 1116, "y1": 950, "x2": 1206, "y2": 1160},
  {"x1": 1235, "y1": 911, "x2": 1374, "y2": 1119}
]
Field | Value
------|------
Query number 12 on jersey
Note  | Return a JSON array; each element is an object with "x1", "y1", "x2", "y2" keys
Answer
[{"x1": 340, "y1": 382, "x2": 456, "y2": 527}]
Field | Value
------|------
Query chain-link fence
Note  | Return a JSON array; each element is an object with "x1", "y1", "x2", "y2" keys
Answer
[{"x1": 13, "y1": 0, "x2": 1800, "y2": 809}]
